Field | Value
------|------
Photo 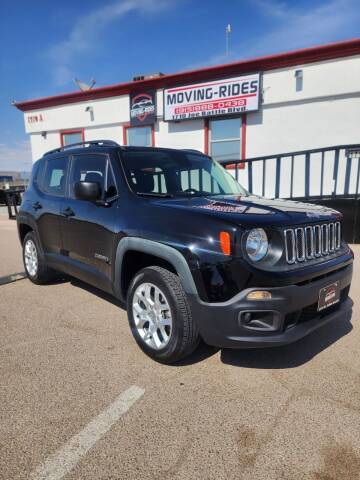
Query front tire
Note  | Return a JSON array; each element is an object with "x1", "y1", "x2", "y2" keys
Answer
[
  {"x1": 127, "y1": 266, "x2": 200, "y2": 364},
  {"x1": 22, "y1": 231, "x2": 56, "y2": 284}
]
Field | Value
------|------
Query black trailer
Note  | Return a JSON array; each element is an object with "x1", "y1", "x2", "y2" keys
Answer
[{"x1": 0, "y1": 186, "x2": 25, "y2": 219}]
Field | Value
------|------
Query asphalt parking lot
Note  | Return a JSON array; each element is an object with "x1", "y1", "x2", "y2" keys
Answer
[{"x1": 1, "y1": 208, "x2": 360, "y2": 480}]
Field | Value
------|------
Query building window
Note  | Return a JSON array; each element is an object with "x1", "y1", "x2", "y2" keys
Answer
[
  {"x1": 61, "y1": 130, "x2": 84, "y2": 146},
  {"x1": 125, "y1": 126, "x2": 153, "y2": 147},
  {"x1": 295, "y1": 69, "x2": 303, "y2": 92},
  {"x1": 208, "y1": 118, "x2": 242, "y2": 162}
]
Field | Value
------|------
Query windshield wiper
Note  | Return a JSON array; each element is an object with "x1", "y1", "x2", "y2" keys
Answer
[{"x1": 136, "y1": 192, "x2": 174, "y2": 198}]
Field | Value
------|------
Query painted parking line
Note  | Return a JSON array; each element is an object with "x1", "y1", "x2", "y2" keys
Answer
[{"x1": 30, "y1": 385, "x2": 145, "y2": 480}]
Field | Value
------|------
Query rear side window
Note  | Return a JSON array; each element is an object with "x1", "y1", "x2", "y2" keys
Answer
[
  {"x1": 30, "y1": 160, "x2": 42, "y2": 186},
  {"x1": 42, "y1": 157, "x2": 68, "y2": 196}
]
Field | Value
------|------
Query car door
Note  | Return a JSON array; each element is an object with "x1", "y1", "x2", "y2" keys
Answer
[
  {"x1": 36, "y1": 155, "x2": 69, "y2": 266},
  {"x1": 59, "y1": 152, "x2": 119, "y2": 293}
]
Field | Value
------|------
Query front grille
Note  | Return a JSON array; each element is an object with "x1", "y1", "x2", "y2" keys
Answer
[{"x1": 284, "y1": 222, "x2": 341, "y2": 264}]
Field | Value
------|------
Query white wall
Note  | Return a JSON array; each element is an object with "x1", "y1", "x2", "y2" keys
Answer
[
  {"x1": 243, "y1": 54, "x2": 360, "y2": 158},
  {"x1": 85, "y1": 124, "x2": 123, "y2": 145},
  {"x1": 246, "y1": 95, "x2": 360, "y2": 158},
  {"x1": 155, "y1": 119, "x2": 205, "y2": 151},
  {"x1": 24, "y1": 95, "x2": 129, "y2": 134},
  {"x1": 262, "y1": 55, "x2": 360, "y2": 105},
  {"x1": 30, "y1": 132, "x2": 61, "y2": 160}
]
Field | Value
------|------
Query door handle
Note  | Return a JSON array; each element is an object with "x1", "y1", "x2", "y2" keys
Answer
[
  {"x1": 62, "y1": 206, "x2": 75, "y2": 217},
  {"x1": 32, "y1": 201, "x2": 42, "y2": 210}
]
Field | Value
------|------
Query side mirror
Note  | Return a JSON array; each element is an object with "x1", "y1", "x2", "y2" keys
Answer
[{"x1": 74, "y1": 181, "x2": 101, "y2": 202}]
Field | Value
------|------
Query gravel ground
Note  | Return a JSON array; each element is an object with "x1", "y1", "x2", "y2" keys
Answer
[{"x1": 0, "y1": 217, "x2": 359, "y2": 480}]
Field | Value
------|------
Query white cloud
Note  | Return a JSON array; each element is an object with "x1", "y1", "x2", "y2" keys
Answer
[
  {"x1": 0, "y1": 140, "x2": 32, "y2": 172},
  {"x1": 47, "y1": 0, "x2": 174, "y2": 86},
  {"x1": 248, "y1": 0, "x2": 360, "y2": 55},
  {"x1": 188, "y1": 0, "x2": 360, "y2": 69}
]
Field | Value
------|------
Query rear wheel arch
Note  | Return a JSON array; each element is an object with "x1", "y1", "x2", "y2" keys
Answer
[
  {"x1": 22, "y1": 231, "x2": 57, "y2": 284},
  {"x1": 18, "y1": 223, "x2": 33, "y2": 244},
  {"x1": 18, "y1": 220, "x2": 44, "y2": 254}
]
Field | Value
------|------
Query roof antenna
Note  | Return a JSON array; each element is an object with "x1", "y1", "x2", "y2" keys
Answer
[
  {"x1": 73, "y1": 78, "x2": 96, "y2": 92},
  {"x1": 225, "y1": 24, "x2": 232, "y2": 57}
]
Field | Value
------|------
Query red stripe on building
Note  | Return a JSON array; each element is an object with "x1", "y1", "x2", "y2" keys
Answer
[{"x1": 13, "y1": 39, "x2": 360, "y2": 112}]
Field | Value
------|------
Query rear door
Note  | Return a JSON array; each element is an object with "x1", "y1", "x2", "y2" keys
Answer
[
  {"x1": 36, "y1": 155, "x2": 69, "y2": 264},
  {"x1": 59, "y1": 152, "x2": 119, "y2": 292}
]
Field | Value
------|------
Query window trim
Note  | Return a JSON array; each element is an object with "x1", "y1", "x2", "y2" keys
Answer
[
  {"x1": 122, "y1": 123, "x2": 155, "y2": 147},
  {"x1": 60, "y1": 128, "x2": 85, "y2": 147},
  {"x1": 204, "y1": 115, "x2": 247, "y2": 166}
]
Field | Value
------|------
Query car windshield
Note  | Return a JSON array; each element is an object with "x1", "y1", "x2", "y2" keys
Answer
[{"x1": 120, "y1": 149, "x2": 248, "y2": 197}]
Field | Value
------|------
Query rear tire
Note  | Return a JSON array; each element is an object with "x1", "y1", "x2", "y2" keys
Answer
[
  {"x1": 127, "y1": 266, "x2": 200, "y2": 364},
  {"x1": 22, "y1": 231, "x2": 57, "y2": 284}
]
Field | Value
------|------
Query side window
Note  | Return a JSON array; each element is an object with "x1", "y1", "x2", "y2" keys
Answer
[
  {"x1": 30, "y1": 160, "x2": 42, "y2": 186},
  {"x1": 42, "y1": 157, "x2": 68, "y2": 196},
  {"x1": 70, "y1": 154, "x2": 106, "y2": 198}
]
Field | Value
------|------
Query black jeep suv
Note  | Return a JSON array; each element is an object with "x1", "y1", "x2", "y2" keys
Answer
[{"x1": 18, "y1": 140, "x2": 353, "y2": 363}]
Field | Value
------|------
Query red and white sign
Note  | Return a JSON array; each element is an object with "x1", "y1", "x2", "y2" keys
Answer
[{"x1": 164, "y1": 73, "x2": 260, "y2": 121}]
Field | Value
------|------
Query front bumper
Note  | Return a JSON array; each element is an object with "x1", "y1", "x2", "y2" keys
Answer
[{"x1": 188, "y1": 263, "x2": 353, "y2": 348}]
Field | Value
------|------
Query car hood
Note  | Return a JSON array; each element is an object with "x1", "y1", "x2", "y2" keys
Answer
[{"x1": 152, "y1": 195, "x2": 341, "y2": 227}]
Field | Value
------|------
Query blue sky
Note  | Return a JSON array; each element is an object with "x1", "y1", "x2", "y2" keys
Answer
[{"x1": 0, "y1": 0, "x2": 359, "y2": 171}]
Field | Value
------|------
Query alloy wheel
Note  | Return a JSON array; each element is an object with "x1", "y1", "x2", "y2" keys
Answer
[
  {"x1": 24, "y1": 239, "x2": 38, "y2": 277},
  {"x1": 132, "y1": 282, "x2": 173, "y2": 350}
]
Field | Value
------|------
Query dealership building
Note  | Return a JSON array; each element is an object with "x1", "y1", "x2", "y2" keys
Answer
[{"x1": 14, "y1": 39, "x2": 360, "y2": 206}]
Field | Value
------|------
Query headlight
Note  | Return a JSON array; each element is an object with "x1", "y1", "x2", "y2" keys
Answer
[{"x1": 246, "y1": 228, "x2": 268, "y2": 262}]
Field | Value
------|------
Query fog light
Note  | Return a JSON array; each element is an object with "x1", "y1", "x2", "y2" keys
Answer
[{"x1": 246, "y1": 290, "x2": 272, "y2": 300}]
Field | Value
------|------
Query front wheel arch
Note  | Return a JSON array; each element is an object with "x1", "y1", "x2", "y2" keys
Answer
[
  {"x1": 121, "y1": 250, "x2": 177, "y2": 299},
  {"x1": 113, "y1": 237, "x2": 198, "y2": 302}
]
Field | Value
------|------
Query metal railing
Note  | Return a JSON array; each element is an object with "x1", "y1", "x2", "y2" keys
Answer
[{"x1": 219, "y1": 144, "x2": 360, "y2": 199}]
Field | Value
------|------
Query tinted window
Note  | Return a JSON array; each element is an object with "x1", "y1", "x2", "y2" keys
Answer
[
  {"x1": 121, "y1": 150, "x2": 247, "y2": 197},
  {"x1": 30, "y1": 160, "x2": 42, "y2": 186},
  {"x1": 70, "y1": 154, "x2": 107, "y2": 198},
  {"x1": 42, "y1": 157, "x2": 68, "y2": 195},
  {"x1": 106, "y1": 163, "x2": 118, "y2": 198}
]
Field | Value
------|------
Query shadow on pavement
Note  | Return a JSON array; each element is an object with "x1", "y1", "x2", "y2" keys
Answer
[
  {"x1": 174, "y1": 341, "x2": 220, "y2": 366},
  {"x1": 220, "y1": 310, "x2": 353, "y2": 369},
  {"x1": 69, "y1": 277, "x2": 126, "y2": 309},
  {"x1": 46, "y1": 275, "x2": 354, "y2": 369}
]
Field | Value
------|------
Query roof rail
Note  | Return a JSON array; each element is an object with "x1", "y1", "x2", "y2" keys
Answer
[
  {"x1": 181, "y1": 148, "x2": 204, "y2": 155},
  {"x1": 44, "y1": 139, "x2": 120, "y2": 156}
]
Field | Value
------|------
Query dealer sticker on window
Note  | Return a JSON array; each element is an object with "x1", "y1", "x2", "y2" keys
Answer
[{"x1": 317, "y1": 281, "x2": 340, "y2": 311}]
